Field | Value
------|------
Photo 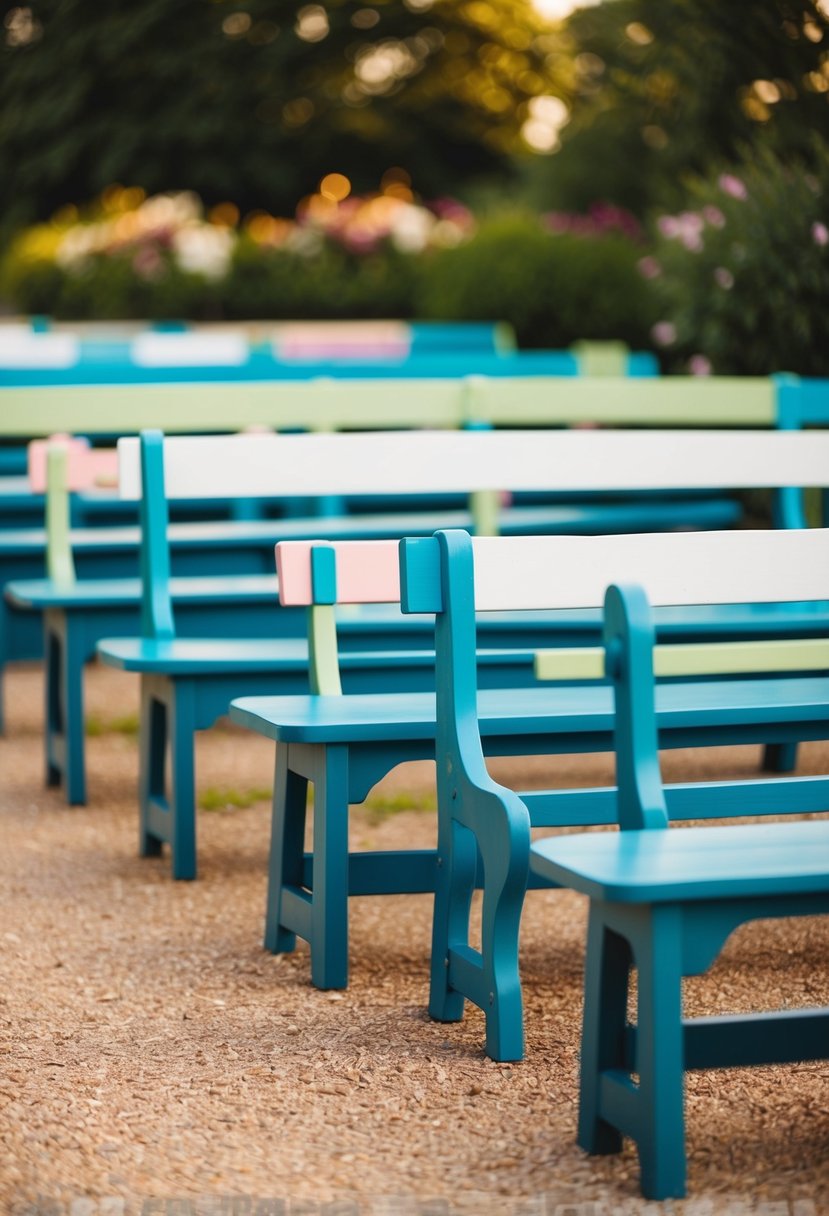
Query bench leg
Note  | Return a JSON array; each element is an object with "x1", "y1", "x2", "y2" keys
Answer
[
  {"x1": 479, "y1": 819, "x2": 529, "y2": 1063},
  {"x1": 578, "y1": 907, "x2": 630, "y2": 1156},
  {"x1": 309, "y1": 744, "x2": 350, "y2": 989},
  {"x1": 264, "y1": 743, "x2": 308, "y2": 955},
  {"x1": 0, "y1": 597, "x2": 9, "y2": 736},
  {"x1": 44, "y1": 617, "x2": 88, "y2": 805},
  {"x1": 633, "y1": 905, "x2": 687, "y2": 1200},
  {"x1": 139, "y1": 680, "x2": 167, "y2": 861},
  {"x1": 138, "y1": 677, "x2": 198, "y2": 880},
  {"x1": 168, "y1": 680, "x2": 197, "y2": 881},
  {"x1": 579, "y1": 904, "x2": 686, "y2": 1199},
  {"x1": 429, "y1": 817, "x2": 477, "y2": 1026},
  {"x1": 45, "y1": 628, "x2": 62, "y2": 790},
  {"x1": 763, "y1": 742, "x2": 798, "y2": 773}
]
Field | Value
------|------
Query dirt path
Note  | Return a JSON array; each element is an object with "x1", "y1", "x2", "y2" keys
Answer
[{"x1": 1, "y1": 661, "x2": 828, "y2": 1215}]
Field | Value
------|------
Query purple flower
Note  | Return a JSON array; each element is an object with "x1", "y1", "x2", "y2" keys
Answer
[
  {"x1": 132, "y1": 244, "x2": 165, "y2": 281},
  {"x1": 688, "y1": 354, "x2": 712, "y2": 376},
  {"x1": 812, "y1": 221, "x2": 829, "y2": 247},
  {"x1": 718, "y1": 174, "x2": 748, "y2": 201},
  {"x1": 714, "y1": 267, "x2": 734, "y2": 290},
  {"x1": 657, "y1": 215, "x2": 681, "y2": 238},
  {"x1": 651, "y1": 321, "x2": 677, "y2": 347},
  {"x1": 703, "y1": 205, "x2": 726, "y2": 228},
  {"x1": 637, "y1": 255, "x2": 662, "y2": 280}
]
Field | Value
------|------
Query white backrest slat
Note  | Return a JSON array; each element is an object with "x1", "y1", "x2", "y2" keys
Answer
[
  {"x1": 131, "y1": 332, "x2": 249, "y2": 367},
  {"x1": 116, "y1": 429, "x2": 829, "y2": 501},
  {"x1": 470, "y1": 530, "x2": 829, "y2": 611},
  {"x1": 0, "y1": 332, "x2": 80, "y2": 369}
]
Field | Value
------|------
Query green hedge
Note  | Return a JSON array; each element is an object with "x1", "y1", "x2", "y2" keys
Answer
[
  {"x1": 415, "y1": 214, "x2": 657, "y2": 348},
  {"x1": 0, "y1": 208, "x2": 657, "y2": 348}
]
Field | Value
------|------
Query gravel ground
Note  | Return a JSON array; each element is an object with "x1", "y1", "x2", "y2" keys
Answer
[{"x1": 1, "y1": 660, "x2": 828, "y2": 1216}]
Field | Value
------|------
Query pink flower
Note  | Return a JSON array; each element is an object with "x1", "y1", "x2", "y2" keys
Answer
[
  {"x1": 657, "y1": 215, "x2": 681, "y2": 239},
  {"x1": 812, "y1": 221, "x2": 829, "y2": 247},
  {"x1": 637, "y1": 255, "x2": 661, "y2": 279},
  {"x1": 132, "y1": 244, "x2": 165, "y2": 281},
  {"x1": 703, "y1": 205, "x2": 726, "y2": 228},
  {"x1": 651, "y1": 321, "x2": 677, "y2": 347},
  {"x1": 714, "y1": 267, "x2": 734, "y2": 290},
  {"x1": 680, "y1": 231, "x2": 704, "y2": 252},
  {"x1": 688, "y1": 354, "x2": 712, "y2": 376},
  {"x1": 718, "y1": 174, "x2": 748, "y2": 201}
]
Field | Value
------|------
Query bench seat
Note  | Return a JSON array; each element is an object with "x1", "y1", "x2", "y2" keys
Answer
[
  {"x1": 6, "y1": 573, "x2": 280, "y2": 610},
  {"x1": 99, "y1": 638, "x2": 536, "y2": 681},
  {"x1": 530, "y1": 819, "x2": 829, "y2": 903},
  {"x1": 230, "y1": 675, "x2": 829, "y2": 746}
]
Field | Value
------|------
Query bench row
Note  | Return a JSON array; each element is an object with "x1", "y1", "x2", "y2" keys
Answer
[
  {"x1": 7, "y1": 425, "x2": 828, "y2": 1200},
  {"x1": 7, "y1": 426, "x2": 827, "y2": 803}
]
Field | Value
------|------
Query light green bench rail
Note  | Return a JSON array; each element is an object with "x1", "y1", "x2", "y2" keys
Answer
[{"x1": 0, "y1": 374, "x2": 776, "y2": 437}]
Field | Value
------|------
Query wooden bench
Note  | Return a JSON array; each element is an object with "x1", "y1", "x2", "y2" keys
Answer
[
  {"x1": 395, "y1": 523, "x2": 829, "y2": 1064},
  {"x1": 10, "y1": 430, "x2": 553, "y2": 804},
  {"x1": 528, "y1": 543, "x2": 829, "y2": 1199},
  {"x1": 8, "y1": 410, "x2": 767, "y2": 802},
  {"x1": 100, "y1": 426, "x2": 648, "y2": 878},
  {"x1": 225, "y1": 431, "x2": 828, "y2": 992},
  {"x1": 2, "y1": 374, "x2": 824, "y2": 767}
]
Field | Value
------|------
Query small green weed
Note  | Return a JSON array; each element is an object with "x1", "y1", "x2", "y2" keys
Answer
[
  {"x1": 85, "y1": 713, "x2": 140, "y2": 738},
  {"x1": 362, "y1": 791, "x2": 436, "y2": 824},
  {"x1": 199, "y1": 786, "x2": 272, "y2": 812}
]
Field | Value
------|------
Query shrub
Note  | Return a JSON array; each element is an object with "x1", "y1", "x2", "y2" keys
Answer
[
  {"x1": 414, "y1": 212, "x2": 658, "y2": 349},
  {"x1": 647, "y1": 141, "x2": 829, "y2": 375},
  {"x1": 221, "y1": 238, "x2": 419, "y2": 321}
]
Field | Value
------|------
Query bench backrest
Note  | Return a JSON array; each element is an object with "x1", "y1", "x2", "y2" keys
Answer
[
  {"x1": 399, "y1": 526, "x2": 829, "y2": 831},
  {"x1": 6, "y1": 372, "x2": 826, "y2": 439},
  {"x1": 116, "y1": 428, "x2": 829, "y2": 502},
  {"x1": 28, "y1": 436, "x2": 118, "y2": 495},
  {"x1": 276, "y1": 539, "x2": 402, "y2": 694},
  {"x1": 596, "y1": 576, "x2": 829, "y2": 833},
  {"x1": 27, "y1": 437, "x2": 119, "y2": 585},
  {"x1": 118, "y1": 426, "x2": 829, "y2": 644}
]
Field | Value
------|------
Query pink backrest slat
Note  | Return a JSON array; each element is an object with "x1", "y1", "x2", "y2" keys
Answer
[
  {"x1": 29, "y1": 437, "x2": 119, "y2": 493},
  {"x1": 276, "y1": 540, "x2": 401, "y2": 607}
]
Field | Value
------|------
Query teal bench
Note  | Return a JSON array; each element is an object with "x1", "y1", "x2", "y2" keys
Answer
[
  {"x1": 227, "y1": 431, "x2": 827, "y2": 996},
  {"x1": 395, "y1": 525, "x2": 829, "y2": 1065},
  {"x1": 100, "y1": 426, "x2": 636, "y2": 878},
  {"x1": 9, "y1": 414, "x2": 762, "y2": 806},
  {"x1": 528, "y1": 552, "x2": 829, "y2": 1199},
  {"x1": 2, "y1": 373, "x2": 823, "y2": 765}
]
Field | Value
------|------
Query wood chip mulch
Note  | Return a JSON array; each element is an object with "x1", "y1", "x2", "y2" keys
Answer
[{"x1": 1, "y1": 661, "x2": 828, "y2": 1215}]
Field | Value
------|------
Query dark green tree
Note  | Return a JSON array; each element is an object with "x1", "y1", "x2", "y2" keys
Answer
[
  {"x1": 526, "y1": 0, "x2": 829, "y2": 217},
  {"x1": 0, "y1": 0, "x2": 564, "y2": 234}
]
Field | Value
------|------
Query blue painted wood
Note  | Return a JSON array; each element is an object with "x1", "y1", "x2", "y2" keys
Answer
[
  {"x1": 0, "y1": 495, "x2": 741, "y2": 721},
  {"x1": 395, "y1": 528, "x2": 829, "y2": 1064},
  {"x1": 0, "y1": 351, "x2": 581, "y2": 387},
  {"x1": 528, "y1": 582, "x2": 829, "y2": 1199},
  {"x1": 229, "y1": 668, "x2": 829, "y2": 1013}
]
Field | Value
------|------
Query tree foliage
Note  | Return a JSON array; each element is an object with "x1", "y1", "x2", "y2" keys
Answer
[
  {"x1": 529, "y1": 0, "x2": 829, "y2": 217},
  {"x1": 0, "y1": 0, "x2": 564, "y2": 234}
]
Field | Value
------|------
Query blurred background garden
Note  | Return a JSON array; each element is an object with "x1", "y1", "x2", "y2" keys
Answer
[{"x1": 2, "y1": 0, "x2": 829, "y2": 374}]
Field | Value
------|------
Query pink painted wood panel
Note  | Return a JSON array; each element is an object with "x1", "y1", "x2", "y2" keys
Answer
[
  {"x1": 28, "y1": 437, "x2": 118, "y2": 493},
  {"x1": 276, "y1": 540, "x2": 401, "y2": 606}
]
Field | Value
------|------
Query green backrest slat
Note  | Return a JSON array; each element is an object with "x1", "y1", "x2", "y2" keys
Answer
[
  {"x1": 0, "y1": 379, "x2": 463, "y2": 437},
  {"x1": 1, "y1": 374, "x2": 781, "y2": 437},
  {"x1": 308, "y1": 546, "x2": 342, "y2": 695},
  {"x1": 535, "y1": 638, "x2": 829, "y2": 682},
  {"x1": 463, "y1": 376, "x2": 776, "y2": 427},
  {"x1": 571, "y1": 341, "x2": 629, "y2": 377},
  {"x1": 44, "y1": 445, "x2": 76, "y2": 587}
]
